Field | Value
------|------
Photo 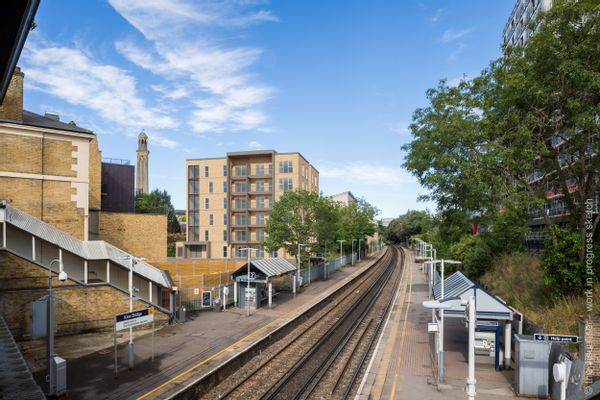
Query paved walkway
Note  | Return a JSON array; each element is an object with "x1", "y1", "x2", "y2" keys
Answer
[
  {"x1": 357, "y1": 248, "x2": 518, "y2": 400},
  {"x1": 23, "y1": 255, "x2": 381, "y2": 400}
]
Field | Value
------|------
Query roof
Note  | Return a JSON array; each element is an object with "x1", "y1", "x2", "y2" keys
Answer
[
  {"x1": 0, "y1": 110, "x2": 94, "y2": 134},
  {"x1": 432, "y1": 271, "x2": 513, "y2": 320},
  {"x1": 0, "y1": 201, "x2": 171, "y2": 288},
  {"x1": 232, "y1": 257, "x2": 297, "y2": 279}
]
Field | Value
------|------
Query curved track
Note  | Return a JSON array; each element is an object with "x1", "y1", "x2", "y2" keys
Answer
[{"x1": 205, "y1": 246, "x2": 404, "y2": 400}]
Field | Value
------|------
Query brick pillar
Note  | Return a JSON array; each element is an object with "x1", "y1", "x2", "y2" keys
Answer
[
  {"x1": 0, "y1": 67, "x2": 24, "y2": 121},
  {"x1": 582, "y1": 314, "x2": 600, "y2": 387}
]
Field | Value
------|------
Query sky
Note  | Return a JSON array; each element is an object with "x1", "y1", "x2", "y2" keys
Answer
[{"x1": 20, "y1": 0, "x2": 514, "y2": 218}]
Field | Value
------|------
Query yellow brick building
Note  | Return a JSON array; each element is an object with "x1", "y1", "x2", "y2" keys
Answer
[{"x1": 180, "y1": 150, "x2": 319, "y2": 259}]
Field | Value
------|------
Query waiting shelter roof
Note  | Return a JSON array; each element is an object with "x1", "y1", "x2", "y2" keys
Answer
[
  {"x1": 432, "y1": 271, "x2": 513, "y2": 320},
  {"x1": 232, "y1": 257, "x2": 297, "y2": 279}
]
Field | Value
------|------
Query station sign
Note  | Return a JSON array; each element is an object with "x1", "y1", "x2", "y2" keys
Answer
[
  {"x1": 238, "y1": 272, "x2": 257, "y2": 282},
  {"x1": 115, "y1": 308, "x2": 154, "y2": 331},
  {"x1": 534, "y1": 333, "x2": 579, "y2": 343}
]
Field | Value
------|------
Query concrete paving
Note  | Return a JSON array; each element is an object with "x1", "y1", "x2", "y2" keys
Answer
[
  {"x1": 22, "y1": 254, "x2": 381, "y2": 400},
  {"x1": 357, "y1": 248, "x2": 519, "y2": 400}
]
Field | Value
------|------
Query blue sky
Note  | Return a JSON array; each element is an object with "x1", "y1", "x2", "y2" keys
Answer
[{"x1": 20, "y1": 0, "x2": 513, "y2": 218}]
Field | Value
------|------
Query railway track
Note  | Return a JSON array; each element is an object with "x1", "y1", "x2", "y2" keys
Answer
[{"x1": 205, "y1": 246, "x2": 404, "y2": 400}]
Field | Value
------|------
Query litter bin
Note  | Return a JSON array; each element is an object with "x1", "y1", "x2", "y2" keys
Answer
[
  {"x1": 178, "y1": 306, "x2": 186, "y2": 323},
  {"x1": 213, "y1": 297, "x2": 221, "y2": 312},
  {"x1": 514, "y1": 334, "x2": 552, "y2": 397}
]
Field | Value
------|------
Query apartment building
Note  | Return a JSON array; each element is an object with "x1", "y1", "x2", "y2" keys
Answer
[
  {"x1": 503, "y1": 0, "x2": 553, "y2": 47},
  {"x1": 180, "y1": 150, "x2": 319, "y2": 259}
]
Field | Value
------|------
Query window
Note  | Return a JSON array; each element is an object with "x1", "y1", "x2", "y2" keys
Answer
[
  {"x1": 223, "y1": 246, "x2": 228, "y2": 258},
  {"x1": 188, "y1": 165, "x2": 199, "y2": 179},
  {"x1": 223, "y1": 230, "x2": 228, "y2": 241},
  {"x1": 209, "y1": 182, "x2": 213, "y2": 193},
  {"x1": 279, "y1": 160, "x2": 293, "y2": 173},
  {"x1": 235, "y1": 182, "x2": 247, "y2": 193},
  {"x1": 189, "y1": 212, "x2": 199, "y2": 226},
  {"x1": 190, "y1": 245, "x2": 202, "y2": 258},
  {"x1": 271, "y1": 250, "x2": 278, "y2": 258},
  {"x1": 256, "y1": 197, "x2": 265, "y2": 209},
  {"x1": 223, "y1": 164, "x2": 228, "y2": 177},
  {"x1": 234, "y1": 246, "x2": 244, "y2": 258},
  {"x1": 189, "y1": 227, "x2": 199, "y2": 241},
  {"x1": 234, "y1": 165, "x2": 247, "y2": 177},
  {"x1": 255, "y1": 247, "x2": 264, "y2": 258},
  {"x1": 235, "y1": 230, "x2": 247, "y2": 241},
  {"x1": 224, "y1": 213, "x2": 228, "y2": 225},
  {"x1": 188, "y1": 195, "x2": 199, "y2": 211},
  {"x1": 224, "y1": 198, "x2": 228, "y2": 209},
  {"x1": 223, "y1": 181, "x2": 228, "y2": 193},
  {"x1": 255, "y1": 164, "x2": 265, "y2": 176},
  {"x1": 256, "y1": 214, "x2": 265, "y2": 225},
  {"x1": 188, "y1": 179, "x2": 199, "y2": 194},
  {"x1": 279, "y1": 178, "x2": 293, "y2": 191},
  {"x1": 205, "y1": 198, "x2": 209, "y2": 209},
  {"x1": 205, "y1": 230, "x2": 209, "y2": 241},
  {"x1": 235, "y1": 214, "x2": 247, "y2": 226},
  {"x1": 256, "y1": 181, "x2": 265, "y2": 192},
  {"x1": 256, "y1": 230, "x2": 265, "y2": 242},
  {"x1": 204, "y1": 165, "x2": 209, "y2": 177},
  {"x1": 235, "y1": 198, "x2": 247, "y2": 209},
  {"x1": 301, "y1": 165, "x2": 305, "y2": 177},
  {"x1": 209, "y1": 214, "x2": 214, "y2": 225}
]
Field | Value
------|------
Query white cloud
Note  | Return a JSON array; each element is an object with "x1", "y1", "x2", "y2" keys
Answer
[
  {"x1": 110, "y1": 0, "x2": 277, "y2": 134},
  {"x1": 320, "y1": 162, "x2": 416, "y2": 187},
  {"x1": 441, "y1": 28, "x2": 473, "y2": 42},
  {"x1": 22, "y1": 42, "x2": 179, "y2": 148},
  {"x1": 427, "y1": 8, "x2": 443, "y2": 22},
  {"x1": 247, "y1": 140, "x2": 262, "y2": 149}
]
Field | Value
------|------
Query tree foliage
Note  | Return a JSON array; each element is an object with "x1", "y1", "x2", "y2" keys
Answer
[
  {"x1": 402, "y1": 0, "x2": 600, "y2": 287},
  {"x1": 135, "y1": 189, "x2": 180, "y2": 233}
]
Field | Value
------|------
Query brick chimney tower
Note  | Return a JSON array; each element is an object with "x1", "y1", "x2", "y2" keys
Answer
[
  {"x1": 136, "y1": 130, "x2": 149, "y2": 196},
  {"x1": 0, "y1": 67, "x2": 24, "y2": 121}
]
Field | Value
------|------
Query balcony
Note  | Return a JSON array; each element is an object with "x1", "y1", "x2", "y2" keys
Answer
[
  {"x1": 248, "y1": 189, "x2": 273, "y2": 195},
  {"x1": 231, "y1": 191, "x2": 248, "y2": 197},
  {"x1": 248, "y1": 221, "x2": 266, "y2": 228},
  {"x1": 230, "y1": 174, "x2": 247, "y2": 181},
  {"x1": 249, "y1": 173, "x2": 272, "y2": 179},
  {"x1": 248, "y1": 205, "x2": 272, "y2": 212}
]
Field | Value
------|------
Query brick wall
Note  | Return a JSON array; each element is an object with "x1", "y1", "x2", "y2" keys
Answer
[
  {"x1": 89, "y1": 136, "x2": 102, "y2": 211},
  {"x1": 582, "y1": 314, "x2": 600, "y2": 387},
  {"x1": 98, "y1": 212, "x2": 167, "y2": 262},
  {"x1": 0, "y1": 253, "x2": 168, "y2": 339},
  {"x1": 0, "y1": 68, "x2": 24, "y2": 121},
  {"x1": 0, "y1": 133, "x2": 41, "y2": 173}
]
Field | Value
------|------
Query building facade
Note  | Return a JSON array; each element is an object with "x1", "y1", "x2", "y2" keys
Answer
[
  {"x1": 101, "y1": 159, "x2": 135, "y2": 213},
  {"x1": 329, "y1": 191, "x2": 356, "y2": 206},
  {"x1": 136, "y1": 130, "x2": 149, "y2": 196},
  {"x1": 503, "y1": 0, "x2": 553, "y2": 47},
  {"x1": 180, "y1": 150, "x2": 319, "y2": 259}
]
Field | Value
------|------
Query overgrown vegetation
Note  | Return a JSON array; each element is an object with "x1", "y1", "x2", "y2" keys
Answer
[
  {"x1": 396, "y1": 0, "x2": 599, "y2": 298},
  {"x1": 135, "y1": 189, "x2": 180, "y2": 234}
]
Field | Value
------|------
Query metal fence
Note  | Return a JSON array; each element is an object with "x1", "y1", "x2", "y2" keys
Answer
[
  {"x1": 178, "y1": 282, "x2": 235, "y2": 311},
  {"x1": 298, "y1": 253, "x2": 355, "y2": 287}
]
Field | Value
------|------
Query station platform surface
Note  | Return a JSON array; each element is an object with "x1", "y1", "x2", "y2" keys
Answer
[
  {"x1": 27, "y1": 253, "x2": 383, "y2": 400},
  {"x1": 357, "y1": 248, "x2": 518, "y2": 400}
]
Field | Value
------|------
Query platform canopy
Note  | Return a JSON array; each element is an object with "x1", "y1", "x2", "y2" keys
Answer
[
  {"x1": 232, "y1": 257, "x2": 297, "y2": 281},
  {"x1": 432, "y1": 271, "x2": 513, "y2": 321}
]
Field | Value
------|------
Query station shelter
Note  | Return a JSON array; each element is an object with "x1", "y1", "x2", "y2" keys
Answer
[
  {"x1": 432, "y1": 271, "x2": 515, "y2": 370},
  {"x1": 231, "y1": 257, "x2": 297, "y2": 310}
]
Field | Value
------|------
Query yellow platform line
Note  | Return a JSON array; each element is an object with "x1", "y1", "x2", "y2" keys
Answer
[{"x1": 391, "y1": 256, "x2": 413, "y2": 399}]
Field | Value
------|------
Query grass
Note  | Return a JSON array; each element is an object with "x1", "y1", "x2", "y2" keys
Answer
[{"x1": 480, "y1": 252, "x2": 600, "y2": 336}]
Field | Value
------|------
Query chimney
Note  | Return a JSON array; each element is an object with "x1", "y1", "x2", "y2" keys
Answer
[{"x1": 0, "y1": 67, "x2": 24, "y2": 121}]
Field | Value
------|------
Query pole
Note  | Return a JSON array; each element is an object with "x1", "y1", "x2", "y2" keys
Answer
[
  {"x1": 128, "y1": 257, "x2": 134, "y2": 370},
  {"x1": 151, "y1": 320, "x2": 155, "y2": 362},
  {"x1": 246, "y1": 248, "x2": 251, "y2": 317},
  {"x1": 114, "y1": 324, "x2": 117, "y2": 377},
  {"x1": 308, "y1": 253, "x2": 311, "y2": 285},
  {"x1": 46, "y1": 261, "x2": 55, "y2": 395},
  {"x1": 466, "y1": 295, "x2": 477, "y2": 400},
  {"x1": 439, "y1": 259, "x2": 445, "y2": 381},
  {"x1": 297, "y1": 243, "x2": 301, "y2": 289},
  {"x1": 351, "y1": 240, "x2": 355, "y2": 265}
]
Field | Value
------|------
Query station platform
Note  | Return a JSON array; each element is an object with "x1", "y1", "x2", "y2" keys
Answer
[
  {"x1": 25, "y1": 252, "x2": 384, "y2": 400},
  {"x1": 357, "y1": 248, "x2": 518, "y2": 400}
]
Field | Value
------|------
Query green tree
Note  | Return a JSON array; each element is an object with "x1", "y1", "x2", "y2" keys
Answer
[
  {"x1": 336, "y1": 198, "x2": 378, "y2": 245},
  {"x1": 135, "y1": 189, "x2": 180, "y2": 233},
  {"x1": 263, "y1": 190, "x2": 320, "y2": 258}
]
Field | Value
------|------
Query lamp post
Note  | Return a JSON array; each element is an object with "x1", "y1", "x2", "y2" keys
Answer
[
  {"x1": 239, "y1": 247, "x2": 255, "y2": 316},
  {"x1": 337, "y1": 240, "x2": 346, "y2": 264},
  {"x1": 358, "y1": 239, "x2": 364, "y2": 261},
  {"x1": 351, "y1": 239, "x2": 356, "y2": 265},
  {"x1": 47, "y1": 259, "x2": 68, "y2": 396},
  {"x1": 463, "y1": 296, "x2": 477, "y2": 400}
]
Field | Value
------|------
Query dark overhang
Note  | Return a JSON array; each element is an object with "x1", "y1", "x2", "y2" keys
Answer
[{"x1": 0, "y1": 0, "x2": 40, "y2": 103}]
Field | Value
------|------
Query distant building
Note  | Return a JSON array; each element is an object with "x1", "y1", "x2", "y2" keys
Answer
[
  {"x1": 101, "y1": 158, "x2": 135, "y2": 213},
  {"x1": 136, "y1": 130, "x2": 149, "y2": 196},
  {"x1": 175, "y1": 209, "x2": 186, "y2": 233},
  {"x1": 380, "y1": 218, "x2": 394, "y2": 228},
  {"x1": 503, "y1": 0, "x2": 553, "y2": 47},
  {"x1": 180, "y1": 150, "x2": 319, "y2": 259},
  {"x1": 329, "y1": 191, "x2": 356, "y2": 206}
]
